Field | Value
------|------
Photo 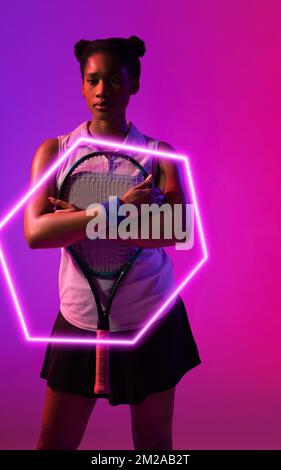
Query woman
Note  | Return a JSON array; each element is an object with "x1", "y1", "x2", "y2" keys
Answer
[{"x1": 24, "y1": 35, "x2": 201, "y2": 450}]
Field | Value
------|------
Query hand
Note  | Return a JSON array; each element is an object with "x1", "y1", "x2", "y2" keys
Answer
[
  {"x1": 48, "y1": 197, "x2": 81, "y2": 214},
  {"x1": 121, "y1": 175, "x2": 165, "y2": 212}
]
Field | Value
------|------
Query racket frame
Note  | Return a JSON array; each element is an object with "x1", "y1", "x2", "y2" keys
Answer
[{"x1": 58, "y1": 150, "x2": 149, "y2": 395}]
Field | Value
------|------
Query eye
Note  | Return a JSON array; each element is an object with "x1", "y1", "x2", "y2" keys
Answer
[
  {"x1": 111, "y1": 75, "x2": 120, "y2": 84},
  {"x1": 87, "y1": 76, "x2": 120, "y2": 86},
  {"x1": 88, "y1": 79, "x2": 98, "y2": 86}
]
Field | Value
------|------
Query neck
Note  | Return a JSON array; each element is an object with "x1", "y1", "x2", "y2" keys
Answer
[{"x1": 88, "y1": 117, "x2": 130, "y2": 142}]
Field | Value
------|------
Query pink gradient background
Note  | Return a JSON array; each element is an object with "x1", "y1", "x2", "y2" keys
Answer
[{"x1": 0, "y1": 0, "x2": 280, "y2": 450}]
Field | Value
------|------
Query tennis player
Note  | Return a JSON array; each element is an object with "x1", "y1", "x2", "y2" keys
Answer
[{"x1": 24, "y1": 35, "x2": 201, "y2": 450}]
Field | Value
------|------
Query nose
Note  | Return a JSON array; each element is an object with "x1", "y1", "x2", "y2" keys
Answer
[{"x1": 95, "y1": 79, "x2": 110, "y2": 98}]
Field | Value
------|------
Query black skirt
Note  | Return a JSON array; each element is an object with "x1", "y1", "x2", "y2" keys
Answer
[{"x1": 40, "y1": 296, "x2": 201, "y2": 406}]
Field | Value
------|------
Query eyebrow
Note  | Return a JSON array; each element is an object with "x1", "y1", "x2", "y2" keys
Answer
[{"x1": 86, "y1": 71, "x2": 121, "y2": 77}]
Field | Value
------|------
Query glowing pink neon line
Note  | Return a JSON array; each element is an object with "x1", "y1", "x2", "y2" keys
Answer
[
  {"x1": 28, "y1": 336, "x2": 133, "y2": 346},
  {"x1": 0, "y1": 135, "x2": 208, "y2": 346},
  {"x1": 183, "y1": 158, "x2": 208, "y2": 258},
  {"x1": 79, "y1": 136, "x2": 188, "y2": 160},
  {"x1": 133, "y1": 257, "x2": 207, "y2": 344},
  {"x1": 0, "y1": 244, "x2": 29, "y2": 339}
]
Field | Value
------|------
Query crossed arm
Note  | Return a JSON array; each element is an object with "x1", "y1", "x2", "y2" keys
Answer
[{"x1": 24, "y1": 139, "x2": 189, "y2": 249}]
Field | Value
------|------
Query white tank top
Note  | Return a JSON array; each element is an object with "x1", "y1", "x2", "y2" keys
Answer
[{"x1": 56, "y1": 120, "x2": 177, "y2": 331}]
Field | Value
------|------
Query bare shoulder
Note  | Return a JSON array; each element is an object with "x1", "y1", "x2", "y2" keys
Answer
[
  {"x1": 155, "y1": 140, "x2": 189, "y2": 199},
  {"x1": 157, "y1": 141, "x2": 176, "y2": 153},
  {"x1": 30, "y1": 138, "x2": 59, "y2": 181},
  {"x1": 157, "y1": 141, "x2": 181, "y2": 175},
  {"x1": 38, "y1": 137, "x2": 59, "y2": 153},
  {"x1": 24, "y1": 137, "x2": 60, "y2": 226}
]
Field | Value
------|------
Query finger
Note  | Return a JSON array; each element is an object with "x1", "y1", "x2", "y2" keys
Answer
[
  {"x1": 48, "y1": 197, "x2": 60, "y2": 205},
  {"x1": 55, "y1": 208, "x2": 74, "y2": 213},
  {"x1": 48, "y1": 197, "x2": 68, "y2": 207},
  {"x1": 133, "y1": 174, "x2": 152, "y2": 189}
]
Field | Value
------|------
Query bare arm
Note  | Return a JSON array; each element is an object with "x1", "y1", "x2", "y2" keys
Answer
[
  {"x1": 23, "y1": 138, "x2": 99, "y2": 249},
  {"x1": 115, "y1": 142, "x2": 190, "y2": 248}
]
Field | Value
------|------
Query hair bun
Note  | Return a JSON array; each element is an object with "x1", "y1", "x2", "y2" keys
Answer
[
  {"x1": 127, "y1": 35, "x2": 146, "y2": 58},
  {"x1": 74, "y1": 39, "x2": 91, "y2": 61}
]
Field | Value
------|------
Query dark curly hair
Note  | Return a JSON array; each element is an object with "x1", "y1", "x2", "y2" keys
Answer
[{"x1": 74, "y1": 35, "x2": 146, "y2": 81}]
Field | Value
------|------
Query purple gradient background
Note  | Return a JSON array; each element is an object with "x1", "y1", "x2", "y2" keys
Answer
[{"x1": 0, "y1": 0, "x2": 280, "y2": 450}]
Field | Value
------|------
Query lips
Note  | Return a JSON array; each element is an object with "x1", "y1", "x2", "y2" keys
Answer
[
  {"x1": 94, "y1": 102, "x2": 111, "y2": 107},
  {"x1": 94, "y1": 103, "x2": 112, "y2": 112}
]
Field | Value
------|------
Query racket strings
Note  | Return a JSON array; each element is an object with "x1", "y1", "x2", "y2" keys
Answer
[{"x1": 60, "y1": 153, "x2": 145, "y2": 276}]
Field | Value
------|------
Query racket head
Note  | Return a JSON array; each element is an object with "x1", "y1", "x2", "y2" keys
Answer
[{"x1": 58, "y1": 151, "x2": 148, "y2": 279}]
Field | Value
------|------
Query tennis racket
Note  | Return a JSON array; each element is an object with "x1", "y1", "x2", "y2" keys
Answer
[{"x1": 58, "y1": 150, "x2": 148, "y2": 395}]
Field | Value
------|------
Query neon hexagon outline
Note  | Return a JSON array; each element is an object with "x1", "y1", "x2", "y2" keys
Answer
[{"x1": 0, "y1": 136, "x2": 208, "y2": 346}]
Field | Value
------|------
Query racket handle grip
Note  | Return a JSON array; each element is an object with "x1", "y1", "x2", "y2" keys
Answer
[{"x1": 94, "y1": 329, "x2": 111, "y2": 395}]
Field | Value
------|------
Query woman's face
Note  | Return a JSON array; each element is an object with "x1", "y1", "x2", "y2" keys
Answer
[{"x1": 82, "y1": 51, "x2": 139, "y2": 121}]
